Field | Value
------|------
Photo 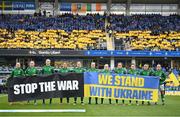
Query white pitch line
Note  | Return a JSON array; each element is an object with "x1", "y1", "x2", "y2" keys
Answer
[
  {"x1": 0, "y1": 95, "x2": 7, "y2": 97},
  {"x1": 0, "y1": 109, "x2": 86, "y2": 113}
]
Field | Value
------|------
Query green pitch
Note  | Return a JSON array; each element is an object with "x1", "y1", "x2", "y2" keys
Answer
[{"x1": 0, "y1": 94, "x2": 180, "y2": 116}]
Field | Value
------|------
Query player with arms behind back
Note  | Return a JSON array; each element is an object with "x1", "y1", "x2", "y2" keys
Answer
[
  {"x1": 87, "y1": 62, "x2": 99, "y2": 104},
  {"x1": 114, "y1": 62, "x2": 127, "y2": 105},
  {"x1": 72, "y1": 61, "x2": 86, "y2": 105},
  {"x1": 41, "y1": 59, "x2": 54, "y2": 105},
  {"x1": 25, "y1": 60, "x2": 38, "y2": 105},
  {"x1": 59, "y1": 62, "x2": 71, "y2": 104},
  {"x1": 153, "y1": 64, "x2": 166, "y2": 105},
  {"x1": 140, "y1": 64, "x2": 154, "y2": 105},
  {"x1": 10, "y1": 62, "x2": 24, "y2": 78},
  {"x1": 101, "y1": 64, "x2": 112, "y2": 104},
  {"x1": 9, "y1": 62, "x2": 24, "y2": 105},
  {"x1": 128, "y1": 63, "x2": 139, "y2": 105}
]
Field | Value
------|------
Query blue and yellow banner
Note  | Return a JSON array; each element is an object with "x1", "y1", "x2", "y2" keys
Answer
[
  {"x1": 0, "y1": 1, "x2": 35, "y2": 11},
  {"x1": 12, "y1": 2, "x2": 35, "y2": 10},
  {"x1": 165, "y1": 86, "x2": 180, "y2": 96},
  {"x1": 84, "y1": 72, "x2": 159, "y2": 102},
  {"x1": 0, "y1": 1, "x2": 12, "y2": 10}
]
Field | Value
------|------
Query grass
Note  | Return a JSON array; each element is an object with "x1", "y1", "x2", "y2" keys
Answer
[{"x1": 0, "y1": 94, "x2": 180, "y2": 116}]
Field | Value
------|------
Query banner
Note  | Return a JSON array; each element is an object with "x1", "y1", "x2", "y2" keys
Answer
[
  {"x1": 40, "y1": 2, "x2": 53, "y2": 10},
  {"x1": 8, "y1": 73, "x2": 84, "y2": 102},
  {"x1": 12, "y1": 2, "x2": 25, "y2": 10},
  {"x1": 60, "y1": 3, "x2": 71, "y2": 11},
  {"x1": 0, "y1": 2, "x2": 35, "y2": 11},
  {"x1": 71, "y1": 3, "x2": 87, "y2": 12},
  {"x1": 165, "y1": 86, "x2": 180, "y2": 96},
  {"x1": 85, "y1": 50, "x2": 180, "y2": 57},
  {"x1": 0, "y1": 49, "x2": 84, "y2": 56},
  {"x1": 84, "y1": 72, "x2": 159, "y2": 102},
  {"x1": 59, "y1": 3, "x2": 106, "y2": 12},
  {"x1": 12, "y1": 2, "x2": 35, "y2": 10},
  {"x1": 25, "y1": 2, "x2": 35, "y2": 10},
  {"x1": 1, "y1": 49, "x2": 180, "y2": 57}
]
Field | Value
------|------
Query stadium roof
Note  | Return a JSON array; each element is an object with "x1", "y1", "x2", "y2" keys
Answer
[{"x1": 59, "y1": 0, "x2": 179, "y2": 4}]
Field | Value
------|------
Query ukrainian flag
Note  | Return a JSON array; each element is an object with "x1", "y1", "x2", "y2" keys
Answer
[
  {"x1": 0, "y1": 1, "x2": 12, "y2": 11},
  {"x1": 167, "y1": 72, "x2": 179, "y2": 86}
]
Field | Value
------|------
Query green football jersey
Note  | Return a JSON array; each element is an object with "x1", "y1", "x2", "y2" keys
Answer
[
  {"x1": 25, "y1": 67, "x2": 38, "y2": 76},
  {"x1": 101, "y1": 69, "x2": 111, "y2": 74},
  {"x1": 87, "y1": 68, "x2": 99, "y2": 72},
  {"x1": 153, "y1": 70, "x2": 166, "y2": 85},
  {"x1": 10, "y1": 68, "x2": 24, "y2": 78},
  {"x1": 128, "y1": 69, "x2": 139, "y2": 75},
  {"x1": 140, "y1": 69, "x2": 153, "y2": 76},
  {"x1": 42, "y1": 65, "x2": 54, "y2": 75},
  {"x1": 59, "y1": 68, "x2": 70, "y2": 73},
  {"x1": 114, "y1": 68, "x2": 127, "y2": 74},
  {"x1": 73, "y1": 67, "x2": 86, "y2": 73}
]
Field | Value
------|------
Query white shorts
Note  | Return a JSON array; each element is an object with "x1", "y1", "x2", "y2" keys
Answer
[{"x1": 159, "y1": 84, "x2": 165, "y2": 91}]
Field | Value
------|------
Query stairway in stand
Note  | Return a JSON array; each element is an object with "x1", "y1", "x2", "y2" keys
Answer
[{"x1": 105, "y1": 15, "x2": 114, "y2": 51}]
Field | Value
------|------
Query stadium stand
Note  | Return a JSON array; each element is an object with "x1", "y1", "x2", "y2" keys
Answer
[
  {"x1": 0, "y1": 14, "x2": 105, "y2": 31},
  {"x1": 114, "y1": 31, "x2": 180, "y2": 51},
  {"x1": 110, "y1": 14, "x2": 180, "y2": 51},
  {"x1": 0, "y1": 14, "x2": 107, "y2": 50},
  {"x1": 0, "y1": 29, "x2": 107, "y2": 50},
  {"x1": 109, "y1": 14, "x2": 180, "y2": 33},
  {"x1": 0, "y1": 14, "x2": 180, "y2": 50}
]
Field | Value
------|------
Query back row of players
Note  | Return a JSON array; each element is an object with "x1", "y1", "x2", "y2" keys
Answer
[{"x1": 10, "y1": 59, "x2": 166, "y2": 105}]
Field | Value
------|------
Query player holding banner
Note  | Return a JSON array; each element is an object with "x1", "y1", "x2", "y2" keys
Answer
[
  {"x1": 25, "y1": 61, "x2": 38, "y2": 105},
  {"x1": 59, "y1": 62, "x2": 71, "y2": 104},
  {"x1": 41, "y1": 59, "x2": 54, "y2": 105},
  {"x1": 140, "y1": 64, "x2": 154, "y2": 105},
  {"x1": 128, "y1": 63, "x2": 139, "y2": 105},
  {"x1": 9, "y1": 62, "x2": 24, "y2": 105},
  {"x1": 87, "y1": 62, "x2": 99, "y2": 104},
  {"x1": 101, "y1": 64, "x2": 112, "y2": 104},
  {"x1": 72, "y1": 61, "x2": 86, "y2": 105},
  {"x1": 153, "y1": 64, "x2": 166, "y2": 105},
  {"x1": 10, "y1": 62, "x2": 24, "y2": 78},
  {"x1": 114, "y1": 62, "x2": 127, "y2": 105},
  {"x1": 128, "y1": 64, "x2": 139, "y2": 75}
]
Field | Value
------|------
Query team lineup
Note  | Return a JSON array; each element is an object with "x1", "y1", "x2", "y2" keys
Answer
[{"x1": 10, "y1": 59, "x2": 166, "y2": 106}]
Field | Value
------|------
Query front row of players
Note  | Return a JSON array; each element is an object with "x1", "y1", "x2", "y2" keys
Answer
[{"x1": 11, "y1": 59, "x2": 166, "y2": 105}]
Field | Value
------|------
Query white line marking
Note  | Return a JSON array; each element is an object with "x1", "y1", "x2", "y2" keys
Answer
[
  {"x1": 0, "y1": 109, "x2": 86, "y2": 113},
  {"x1": 0, "y1": 95, "x2": 7, "y2": 97}
]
